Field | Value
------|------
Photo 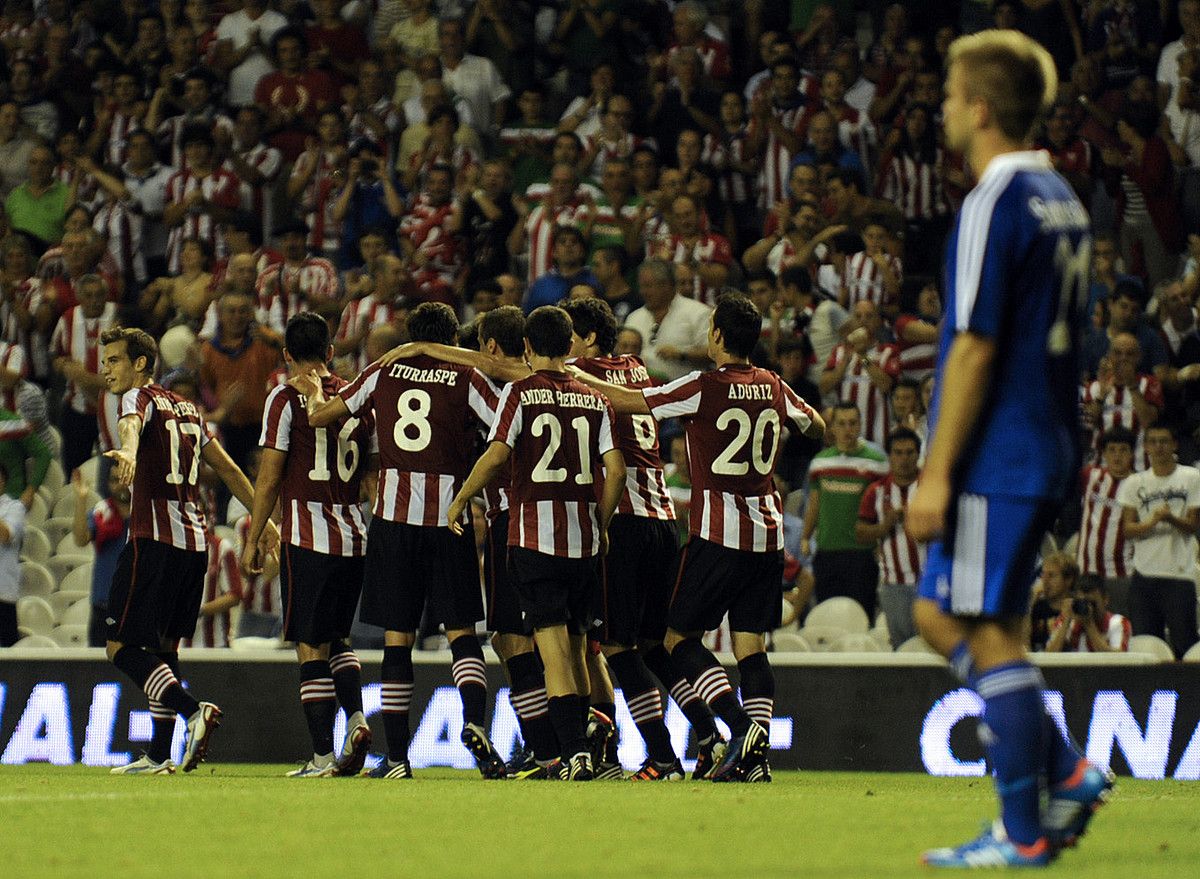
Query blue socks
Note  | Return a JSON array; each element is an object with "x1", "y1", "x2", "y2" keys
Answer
[{"x1": 976, "y1": 662, "x2": 1046, "y2": 846}]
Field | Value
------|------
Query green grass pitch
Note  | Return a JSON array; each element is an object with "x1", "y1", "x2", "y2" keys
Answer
[{"x1": 0, "y1": 766, "x2": 1196, "y2": 878}]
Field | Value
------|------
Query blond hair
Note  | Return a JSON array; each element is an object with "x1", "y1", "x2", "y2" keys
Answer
[{"x1": 947, "y1": 29, "x2": 1057, "y2": 143}]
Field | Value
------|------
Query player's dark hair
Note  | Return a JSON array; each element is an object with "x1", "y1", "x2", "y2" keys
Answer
[
  {"x1": 285, "y1": 312, "x2": 330, "y2": 364},
  {"x1": 779, "y1": 265, "x2": 812, "y2": 294},
  {"x1": 525, "y1": 306, "x2": 573, "y2": 358},
  {"x1": 561, "y1": 298, "x2": 618, "y2": 354},
  {"x1": 479, "y1": 305, "x2": 526, "y2": 357},
  {"x1": 886, "y1": 427, "x2": 921, "y2": 454},
  {"x1": 712, "y1": 294, "x2": 761, "y2": 359},
  {"x1": 1099, "y1": 425, "x2": 1136, "y2": 451},
  {"x1": 100, "y1": 326, "x2": 158, "y2": 375},
  {"x1": 407, "y1": 302, "x2": 459, "y2": 345}
]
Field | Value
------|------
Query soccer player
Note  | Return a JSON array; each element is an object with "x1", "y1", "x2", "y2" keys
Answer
[
  {"x1": 446, "y1": 306, "x2": 627, "y2": 781},
  {"x1": 295, "y1": 303, "x2": 507, "y2": 780},
  {"x1": 571, "y1": 295, "x2": 825, "y2": 782},
  {"x1": 243, "y1": 313, "x2": 375, "y2": 778},
  {"x1": 905, "y1": 30, "x2": 1111, "y2": 867},
  {"x1": 562, "y1": 297, "x2": 726, "y2": 781},
  {"x1": 101, "y1": 327, "x2": 271, "y2": 774}
]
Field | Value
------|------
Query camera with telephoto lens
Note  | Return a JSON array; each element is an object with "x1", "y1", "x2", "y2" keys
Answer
[{"x1": 1072, "y1": 597, "x2": 1094, "y2": 617}]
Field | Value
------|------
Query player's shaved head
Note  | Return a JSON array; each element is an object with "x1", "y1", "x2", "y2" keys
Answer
[{"x1": 407, "y1": 302, "x2": 459, "y2": 345}]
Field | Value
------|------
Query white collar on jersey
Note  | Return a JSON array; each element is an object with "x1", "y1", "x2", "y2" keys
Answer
[{"x1": 977, "y1": 149, "x2": 1052, "y2": 185}]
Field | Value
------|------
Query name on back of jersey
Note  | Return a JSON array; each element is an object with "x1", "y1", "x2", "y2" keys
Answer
[
  {"x1": 604, "y1": 365, "x2": 649, "y2": 385},
  {"x1": 387, "y1": 363, "x2": 460, "y2": 385},
  {"x1": 1027, "y1": 196, "x2": 1089, "y2": 232},
  {"x1": 153, "y1": 394, "x2": 202, "y2": 419},
  {"x1": 728, "y1": 383, "x2": 774, "y2": 401},
  {"x1": 519, "y1": 387, "x2": 604, "y2": 410}
]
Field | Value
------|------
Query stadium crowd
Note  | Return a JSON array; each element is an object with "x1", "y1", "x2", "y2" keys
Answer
[{"x1": 1, "y1": 0, "x2": 1199, "y2": 662}]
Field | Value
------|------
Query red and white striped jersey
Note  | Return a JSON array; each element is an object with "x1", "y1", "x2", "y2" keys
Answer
[
  {"x1": 1082, "y1": 375, "x2": 1163, "y2": 469},
  {"x1": 702, "y1": 128, "x2": 753, "y2": 205},
  {"x1": 753, "y1": 104, "x2": 806, "y2": 210},
  {"x1": 843, "y1": 251, "x2": 902, "y2": 309},
  {"x1": 235, "y1": 515, "x2": 281, "y2": 616},
  {"x1": 346, "y1": 97, "x2": 403, "y2": 164},
  {"x1": 0, "y1": 341, "x2": 28, "y2": 413},
  {"x1": 54, "y1": 162, "x2": 99, "y2": 209},
  {"x1": 876, "y1": 149, "x2": 950, "y2": 222},
  {"x1": 524, "y1": 197, "x2": 591, "y2": 284},
  {"x1": 101, "y1": 108, "x2": 145, "y2": 167},
  {"x1": 182, "y1": 535, "x2": 242, "y2": 648},
  {"x1": 157, "y1": 112, "x2": 236, "y2": 170},
  {"x1": 893, "y1": 314, "x2": 937, "y2": 382},
  {"x1": 572, "y1": 355, "x2": 675, "y2": 520},
  {"x1": 335, "y1": 293, "x2": 402, "y2": 373},
  {"x1": 824, "y1": 343, "x2": 902, "y2": 448},
  {"x1": 477, "y1": 374, "x2": 510, "y2": 521},
  {"x1": 581, "y1": 132, "x2": 654, "y2": 180},
  {"x1": 339, "y1": 356, "x2": 498, "y2": 526},
  {"x1": 1077, "y1": 465, "x2": 1132, "y2": 578},
  {"x1": 259, "y1": 375, "x2": 374, "y2": 556},
  {"x1": 1051, "y1": 611, "x2": 1131, "y2": 652},
  {"x1": 164, "y1": 165, "x2": 242, "y2": 273},
  {"x1": 97, "y1": 391, "x2": 121, "y2": 453},
  {"x1": 489, "y1": 370, "x2": 617, "y2": 558},
  {"x1": 232, "y1": 142, "x2": 283, "y2": 244},
  {"x1": 291, "y1": 148, "x2": 344, "y2": 256},
  {"x1": 1, "y1": 277, "x2": 49, "y2": 380},
  {"x1": 398, "y1": 195, "x2": 462, "y2": 296},
  {"x1": 50, "y1": 302, "x2": 118, "y2": 415},
  {"x1": 858, "y1": 475, "x2": 925, "y2": 586},
  {"x1": 643, "y1": 364, "x2": 817, "y2": 552},
  {"x1": 809, "y1": 103, "x2": 877, "y2": 174},
  {"x1": 121, "y1": 383, "x2": 216, "y2": 551},
  {"x1": 653, "y1": 233, "x2": 733, "y2": 307},
  {"x1": 408, "y1": 143, "x2": 479, "y2": 189},
  {"x1": 93, "y1": 199, "x2": 143, "y2": 285},
  {"x1": 255, "y1": 257, "x2": 340, "y2": 334}
]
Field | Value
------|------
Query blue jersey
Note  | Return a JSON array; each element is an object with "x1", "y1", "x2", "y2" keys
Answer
[{"x1": 932, "y1": 151, "x2": 1089, "y2": 501}]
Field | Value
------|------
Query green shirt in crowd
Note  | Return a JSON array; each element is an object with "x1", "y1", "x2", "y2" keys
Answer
[{"x1": 807, "y1": 441, "x2": 889, "y2": 552}]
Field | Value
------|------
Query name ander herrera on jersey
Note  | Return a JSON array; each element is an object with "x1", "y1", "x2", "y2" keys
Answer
[{"x1": 518, "y1": 387, "x2": 606, "y2": 410}]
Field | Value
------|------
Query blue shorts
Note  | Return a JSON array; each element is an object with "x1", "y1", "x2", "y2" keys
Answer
[{"x1": 918, "y1": 493, "x2": 1058, "y2": 618}]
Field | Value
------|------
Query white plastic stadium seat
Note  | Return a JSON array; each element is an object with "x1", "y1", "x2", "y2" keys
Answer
[
  {"x1": 16, "y1": 596, "x2": 54, "y2": 634},
  {"x1": 806, "y1": 597, "x2": 870, "y2": 633},
  {"x1": 1183, "y1": 642, "x2": 1200, "y2": 662},
  {"x1": 797, "y1": 625, "x2": 846, "y2": 652},
  {"x1": 834, "y1": 633, "x2": 888, "y2": 653},
  {"x1": 53, "y1": 487, "x2": 100, "y2": 520},
  {"x1": 14, "y1": 634, "x2": 58, "y2": 649},
  {"x1": 897, "y1": 636, "x2": 938, "y2": 654},
  {"x1": 771, "y1": 632, "x2": 811, "y2": 652},
  {"x1": 1128, "y1": 634, "x2": 1176, "y2": 661},
  {"x1": 25, "y1": 492, "x2": 49, "y2": 527},
  {"x1": 59, "y1": 599, "x2": 92, "y2": 627},
  {"x1": 41, "y1": 459, "x2": 66, "y2": 496},
  {"x1": 19, "y1": 526, "x2": 51, "y2": 564},
  {"x1": 869, "y1": 628, "x2": 893, "y2": 650},
  {"x1": 49, "y1": 591, "x2": 88, "y2": 618},
  {"x1": 48, "y1": 555, "x2": 92, "y2": 585},
  {"x1": 19, "y1": 562, "x2": 55, "y2": 598},
  {"x1": 56, "y1": 532, "x2": 95, "y2": 559},
  {"x1": 40, "y1": 516, "x2": 76, "y2": 547},
  {"x1": 50, "y1": 625, "x2": 88, "y2": 647},
  {"x1": 59, "y1": 564, "x2": 94, "y2": 595}
]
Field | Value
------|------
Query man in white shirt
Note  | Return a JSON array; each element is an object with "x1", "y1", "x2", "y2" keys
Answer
[
  {"x1": 0, "y1": 463, "x2": 25, "y2": 646},
  {"x1": 437, "y1": 17, "x2": 510, "y2": 136},
  {"x1": 623, "y1": 259, "x2": 711, "y2": 382},
  {"x1": 1118, "y1": 424, "x2": 1200, "y2": 657},
  {"x1": 214, "y1": 0, "x2": 289, "y2": 107},
  {"x1": 1157, "y1": 0, "x2": 1200, "y2": 107}
]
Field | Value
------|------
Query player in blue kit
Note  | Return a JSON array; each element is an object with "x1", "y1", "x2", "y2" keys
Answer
[{"x1": 906, "y1": 30, "x2": 1113, "y2": 868}]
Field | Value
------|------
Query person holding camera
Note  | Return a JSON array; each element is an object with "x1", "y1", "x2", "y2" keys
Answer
[
  {"x1": 331, "y1": 140, "x2": 404, "y2": 270},
  {"x1": 1118, "y1": 423, "x2": 1200, "y2": 658},
  {"x1": 1044, "y1": 575, "x2": 1131, "y2": 653}
]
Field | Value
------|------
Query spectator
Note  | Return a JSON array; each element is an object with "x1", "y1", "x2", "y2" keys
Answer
[
  {"x1": 1082, "y1": 332, "x2": 1162, "y2": 469},
  {"x1": 499, "y1": 86, "x2": 557, "y2": 195},
  {"x1": 332, "y1": 139, "x2": 405, "y2": 270},
  {"x1": 140, "y1": 237, "x2": 215, "y2": 335},
  {"x1": 820, "y1": 301, "x2": 901, "y2": 445},
  {"x1": 0, "y1": 235, "x2": 51, "y2": 384},
  {"x1": 590, "y1": 245, "x2": 643, "y2": 324},
  {"x1": 747, "y1": 55, "x2": 811, "y2": 212},
  {"x1": 777, "y1": 265, "x2": 847, "y2": 384},
  {"x1": 7, "y1": 57, "x2": 58, "y2": 141},
  {"x1": 1085, "y1": 231, "x2": 1124, "y2": 328},
  {"x1": 116, "y1": 129, "x2": 174, "y2": 282},
  {"x1": 227, "y1": 106, "x2": 284, "y2": 251},
  {"x1": 876, "y1": 104, "x2": 950, "y2": 275},
  {"x1": 390, "y1": 0, "x2": 439, "y2": 65},
  {"x1": 1036, "y1": 101, "x2": 1097, "y2": 205},
  {"x1": 437, "y1": 16, "x2": 510, "y2": 137},
  {"x1": 1045, "y1": 576, "x2": 1132, "y2": 654},
  {"x1": 398, "y1": 79, "x2": 483, "y2": 172},
  {"x1": 856, "y1": 427, "x2": 925, "y2": 648},
  {"x1": 344, "y1": 59, "x2": 404, "y2": 168},
  {"x1": 839, "y1": 219, "x2": 902, "y2": 314},
  {"x1": 0, "y1": 101, "x2": 35, "y2": 199},
  {"x1": 559, "y1": 61, "x2": 616, "y2": 140},
  {"x1": 306, "y1": 0, "x2": 370, "y2": 85},
  {"x1": 1119, "y1": 424, "x2": 1200, "y2": 658},
  {"x1": 824, "y1": 167, "x2": 905, "y2": 242},
  {"x1": 287, "y1": 109, "x2": 351, "y2": 263},
  {"x1": 1029, "y1": 552, "x2": 1079, "y2": 653},
  {"x1": 647, "y1": 47, "x2": 720, "y2": 163},
  {"x1": 803, "y1": 401, "x2": 890, "y2": 620},
  {"x1": 181, "y1": 530, "x2": 244, "y2": 649},
  {"x1": 213, "y1": 0, "x2": 289, "y2": 108},
  {"x1": 0, "y1": 405, "x2": 50, "y2": 508},
  {"x1": 5, "y1": 144, "x2": 70, "y2": 249},
  {"x1": 398, "y1": 163, "x2": 463, "y2": 305},
  {"x1": 50, "y1": 274, "x2": 116, "y2": 474},
  {"x1": 162, "y1": 125, "x2": 241, "y2": 275},
  {"x1": 622, "y1": 258, "x2": 711, "y2": 381},
  {"x1": 149, "y1": 66, "x2": 234, "y2": 170},
  {"x1": 578, "y1": 95, "x2": 652, "y2": 183},
  {"x1": 893, "y1": 279, "x2": 940, "y2": 383},
  {"x1": 509, "y1": 161, "x2": 591, "y2": 285},
  {"x1": 524, "y1": 225, "x2": 597, "y2": 312},
  {"x1": 334, "y1": 253, "x2": 409, "y2": 373},
  {"x1": 254, "y1": 27, "x2": 336, "y2": 163},
  {"x1": 253, "y1": 221, "x2": 339, "y2": 332},
  {"x1": 71, "y1": 466, "x2": 129, "y2": 648},
  {"x1": 0, "y1": 462, "x2": 23, "y2": 647},
  {"x1": 404, "y1": 105, "x2": 480, "y2": 192},
  {"x1": 1081, "y1": 277, "x2": 1168, "y2": 377},
  {"x1": 1078, "y1": 426, "x2": 1137, "y2": 617},
  {"x1": 649, "y1": 193, "x2": 732, "y2": 307},
  {"x1": 465, "y1": 0, "x2": 532, "y2": 99}
]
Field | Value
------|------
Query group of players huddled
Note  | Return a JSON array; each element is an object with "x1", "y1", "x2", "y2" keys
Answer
[{"x1": 99, "y1": 289, "x2": 823, "y2": 781}]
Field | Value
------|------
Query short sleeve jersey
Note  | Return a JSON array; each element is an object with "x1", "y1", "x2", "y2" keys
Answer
[
  {"x1": 260, "y1": 374, "x2": 375, "y2": 556},
  {"x1": 936, "y1": 151, "x2": 1089, "y2": 499},
  {"x1": 339, "y1": 355, "x2": 497, "y2": 526},
  {"x1": 643, "y1": 363, "x2": 817, "y2": 552},
  {"x1": 807, "y1": 443, "x2": 890, "y2": 552},
  {"x1": 489, "y1": 370, "x2": 617, "y2": 558},
  {"x1": 121, "y1": 383, "x2": 215, "y2": 551},
  {"x1": 572, "y1": 354, "x2": 674, "y2": 520}
]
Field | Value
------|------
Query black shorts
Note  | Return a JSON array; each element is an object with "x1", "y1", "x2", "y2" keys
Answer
[
  {"x1": 107, "y1": 538, "x2": 208, "y2": 648},
  {"x1": 484, "y1": 511, "x2": 528, "y2": 635},
  {"x1": 667, "y1": 537, "x2": 784, "y2": 635},
  {"x1": 360, "y1": 518, "x2": 484, "y2": 633},
  {"x1": 281, "y1": 544, "x2": 365, "y2": 645},
  {"x1": 598, "y1": 515, "x2": 679, "y2": 645},
  {"x1": 510, "y1": 547, "x2": 599, "y2": 634}
]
